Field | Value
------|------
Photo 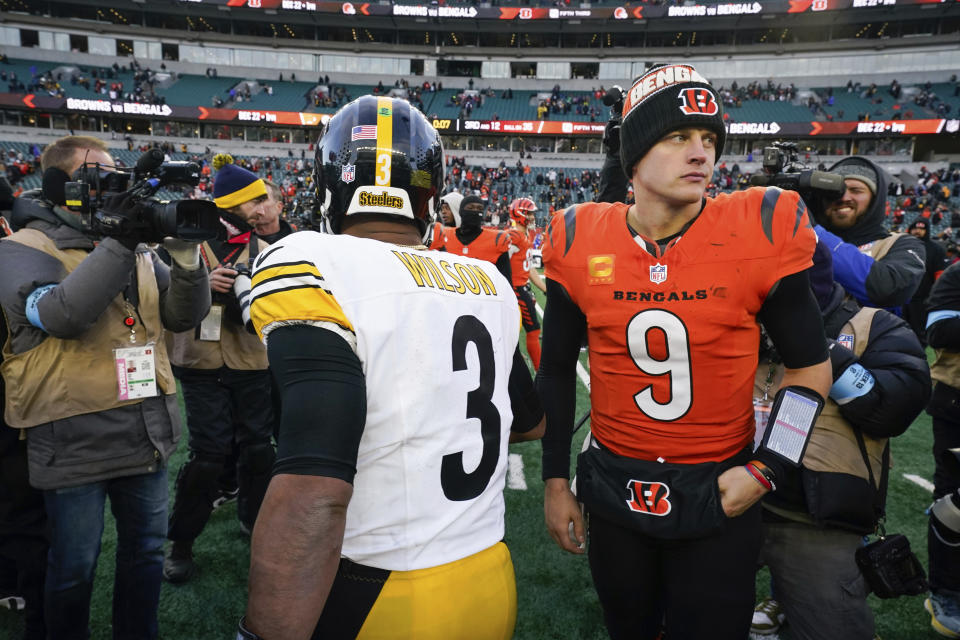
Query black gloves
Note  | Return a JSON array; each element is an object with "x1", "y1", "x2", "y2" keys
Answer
[{"x1": 96, "y1": 192, "x2": 144, "y2": 250}]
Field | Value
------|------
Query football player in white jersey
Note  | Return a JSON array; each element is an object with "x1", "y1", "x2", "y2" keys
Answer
[{"x1": 238, "y1": 95, "x2": 543, "y2": 640}]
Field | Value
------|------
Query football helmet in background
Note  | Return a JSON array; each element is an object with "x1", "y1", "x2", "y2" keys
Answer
[{"x1": 509, "y1": 197, "x2": 538, "y2": 227}]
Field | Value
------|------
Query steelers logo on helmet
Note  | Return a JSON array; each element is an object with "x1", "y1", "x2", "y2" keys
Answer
[
  {"x1": 618, "y1": 63, "x2": 726, "y2": 178},
  {"x1": 313, "y1": 95, "x2": 444, "y2": 241}
]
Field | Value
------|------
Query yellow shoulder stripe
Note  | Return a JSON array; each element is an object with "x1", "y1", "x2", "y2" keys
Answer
[
  {"x1": 250, "y1": 286, "x2": 355, "y2": 340},
  {"x1": 252, "y1": 261, "x2": 322, "y2": 288}
]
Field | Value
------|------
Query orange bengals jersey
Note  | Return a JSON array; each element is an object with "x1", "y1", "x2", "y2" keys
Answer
[
  {"x1": 429, "y1": 221, "x2": 447, "y2": 249},
  {"x1": 438, "y1": 227, "x2": 512, "y2": 265},
  {"x1": 506, "y1": 226, "x2": 535, "y2": 288},
  {"x1": 543, "y1": 187, "x2": 816, "y2": 464}
]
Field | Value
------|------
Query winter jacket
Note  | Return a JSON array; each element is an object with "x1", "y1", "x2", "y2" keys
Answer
[
  {"x1": 0, "y1": 191, "x2": 210, "y2": 489},
  {"x1": 814, "y1": 157, "x2": 926, "y2": 310}
]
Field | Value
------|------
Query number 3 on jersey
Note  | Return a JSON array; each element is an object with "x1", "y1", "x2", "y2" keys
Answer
[
  {"x1": 442, "y1": 315, "x2": 501, "y2": 501},
  {"x1": 626, "y1": 309, "x2": 693, "y2": 421}
]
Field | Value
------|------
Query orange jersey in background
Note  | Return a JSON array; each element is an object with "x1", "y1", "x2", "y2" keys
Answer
[
  {"x1": 507, "y1": 225, "x2": 535, "y2": 287},
  {"x1": 543, "y1": 187, "x2": 816, "y2": 464},
  {"x1": 440, "y1": 227, "x2": 512, "y2": 265},
  {"x1": 429, "y1": 221, "x2": 448, "y2": 249}
]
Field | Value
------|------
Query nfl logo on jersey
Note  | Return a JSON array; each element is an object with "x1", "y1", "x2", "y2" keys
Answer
[
  {"x1": 649, "y1": 263, "x2": 667, "y2": 284},
  {"x1": 341, "y1": 164, "x2": 356, "y2": 183}
]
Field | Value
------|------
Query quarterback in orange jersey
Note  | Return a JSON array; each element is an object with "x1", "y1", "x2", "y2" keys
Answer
[
  {"x1": 435, "y1": 195, "x2": 513, "y2": 281},
  {"x1": 506, "y1": 198, "x2": 547, "y2": 370},
  {"x1": 537, "y1": 64, "x2": 833, "y2": 640}
]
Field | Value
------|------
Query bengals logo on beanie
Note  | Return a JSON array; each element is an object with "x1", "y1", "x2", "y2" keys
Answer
[
  {"x1": 619, "y1": 64, "x2": 726, "y2": 178},
  {"x1": 678, "y1": 88, "x2": 720, "y2": 116}
]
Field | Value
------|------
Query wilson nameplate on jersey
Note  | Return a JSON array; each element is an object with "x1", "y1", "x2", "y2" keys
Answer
[{"x1": 391, "y1": 249, "x2": 500, "y2": 297}]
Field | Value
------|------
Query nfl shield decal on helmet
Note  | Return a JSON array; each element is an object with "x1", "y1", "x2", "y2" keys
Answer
[
  {"x1": 650, "y1": 263, "x2": 667, "y2": 284},
  {"x1": 341, "y1": 163, "x2": 356, "y2": 184}
]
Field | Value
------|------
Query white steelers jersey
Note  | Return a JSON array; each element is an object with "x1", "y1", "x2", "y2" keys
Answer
[{"x1": 249, "y1": 230, "x2": 521, "y2": 571}]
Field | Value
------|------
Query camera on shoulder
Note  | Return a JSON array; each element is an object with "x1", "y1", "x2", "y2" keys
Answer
[
  {"x1": 749, "y1": 142, "x2": 846, "y2": 206},
  {"x1": 63, "y1": 148, "x2": 219, "y2": 243},
  {"x1": 289, "y1": 193, "x2": 319, "y2": 231}
]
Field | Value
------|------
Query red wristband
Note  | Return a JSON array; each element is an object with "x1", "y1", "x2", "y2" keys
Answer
[
  {"x1": 744, "y1": 463, "x2": 773, "y2": 492},
  {"x1": 749, "y1": 459, "x2": 778, "y2": 491}
]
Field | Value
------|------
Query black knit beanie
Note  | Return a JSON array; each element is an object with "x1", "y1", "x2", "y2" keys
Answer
[{"x1": 619, "y1": 64, "x2": 726, "y2": 178}]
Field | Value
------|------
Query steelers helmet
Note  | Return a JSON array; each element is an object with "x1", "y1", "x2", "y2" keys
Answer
[
  {"x1": 509, "y1": 197, "x2": 538, "y2": 226},
  {"x1": 313, "y1": 95, "x2": 444, "y2": 240}
]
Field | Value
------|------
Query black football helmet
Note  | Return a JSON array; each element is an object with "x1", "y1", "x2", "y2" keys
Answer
[{"x1": 313, "y1": 95, "x2": 444, "y2": 241}]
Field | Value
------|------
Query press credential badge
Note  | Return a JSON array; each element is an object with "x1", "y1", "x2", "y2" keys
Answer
[
  {"x1": 115, "y1": 344, "x2": 158, "y2": 400},
  {"x1": 199, "y1": 304, "x2": 223, "y2": 341}
]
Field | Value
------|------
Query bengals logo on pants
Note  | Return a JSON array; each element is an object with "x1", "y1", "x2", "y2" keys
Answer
[
  {"x1": 625, "y1": 480, "x2": 672, "y2": 516},
  {"x1": 677, "y1": 88, "x2": 719, "y2": 116}
]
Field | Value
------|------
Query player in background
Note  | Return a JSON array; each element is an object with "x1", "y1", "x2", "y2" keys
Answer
[
  {"x1": 507, "y1": 197, "x2": 547, "y2": 370},
  {"x1": 435, "y1": 195, "x2": 512, "y2": 282},
  {"x1": 239, "y1": 95, "x2": 541, "y2": 640},
  {"x1": 537, "y1": 64, "x2": 832, "y2": 640},
  {"x1": 430, "y1": 191, "x2": 462, "y2": 248}
]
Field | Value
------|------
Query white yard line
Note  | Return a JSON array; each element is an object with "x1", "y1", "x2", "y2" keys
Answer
[
  {"x1": 903, "y1": 473, "x2": 935, "y2": 493},
  {"x1": 507, "y1": 453, "x2": 527, "y2": 490},
  {"x1": 534, "y1": 302, "x2": 590, "y2": 390}
]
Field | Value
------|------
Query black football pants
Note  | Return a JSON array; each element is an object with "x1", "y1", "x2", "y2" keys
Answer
[
  {"x1": 587, "y1": 502, "x2": 762, "y2": 640},
  {"x1": 0, "y1": 427, "x2": 46, "y2": 639},
  {"x1": 168, "y1": 366, "x2": 275, "y2": 540}
]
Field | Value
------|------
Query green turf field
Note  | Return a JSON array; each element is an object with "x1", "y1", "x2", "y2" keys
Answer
[{"x1": 0, "y1": 284, "x2": 947, "y2": 639}]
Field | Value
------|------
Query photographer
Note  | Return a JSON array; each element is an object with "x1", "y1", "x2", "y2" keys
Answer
[
  {"x1": 0, "y1": 135, "x2": 210, "y2": 639},
  {"x1": 754, "y1": 241, "x2": 930, "y2": 640},
  {"x1": 594, "y1": 84, "x2": 630, "y2": 204},
  {"x1": 904, "y1": 219, "x2": 950, "y2": 345},
  {"x1": 813, "y1": 157, "x2": 925, "y2": 313},
  {"x1": 256, "y1": 179, "x2": 295, "y2": 244},
  {"x1": 922, "y1": 261, "x2": 960, "y2": 635},
  {"x1": 164, "y1": 155, "x2": 275, "y2": 584}
]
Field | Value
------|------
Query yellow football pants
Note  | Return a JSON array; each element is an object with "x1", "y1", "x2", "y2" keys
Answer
[{"x1": 356, "y1": 542, "x2": 517, "y2": 640}]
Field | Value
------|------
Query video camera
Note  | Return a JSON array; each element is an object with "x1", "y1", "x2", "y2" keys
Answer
[
  {"x1": 601, "y1": 85, "x2": 625, "y2": 156},
  {"x1": 289, "y1": 193, "x2": 319, "y2": 231},
  {"x1": 64, "y1": 148, "x2": 219, "y2": 243},
  {"x1": 750, "y1": 142, "x2": 845, "y2": 205}
]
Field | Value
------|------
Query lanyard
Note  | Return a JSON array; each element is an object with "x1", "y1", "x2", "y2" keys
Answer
[
  {"x1": 121, "y1": 258, "x2": 143, "y2": 343},
  {"x1": 200, "y1": 243, "x2": 244, "y2": 270}
]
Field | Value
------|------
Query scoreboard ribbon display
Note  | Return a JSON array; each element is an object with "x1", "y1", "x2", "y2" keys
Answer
[
  {"x1": 3, "y1": 93, "x2": 956, "y2": 138},
  {"x1": 190, "y1": 0, "x2": 955, "y2": 20}
]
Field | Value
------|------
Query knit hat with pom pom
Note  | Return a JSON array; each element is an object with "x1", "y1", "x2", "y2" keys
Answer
[{"x1": 212, "y1": 153, "x2": 266, "y2": 209}]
